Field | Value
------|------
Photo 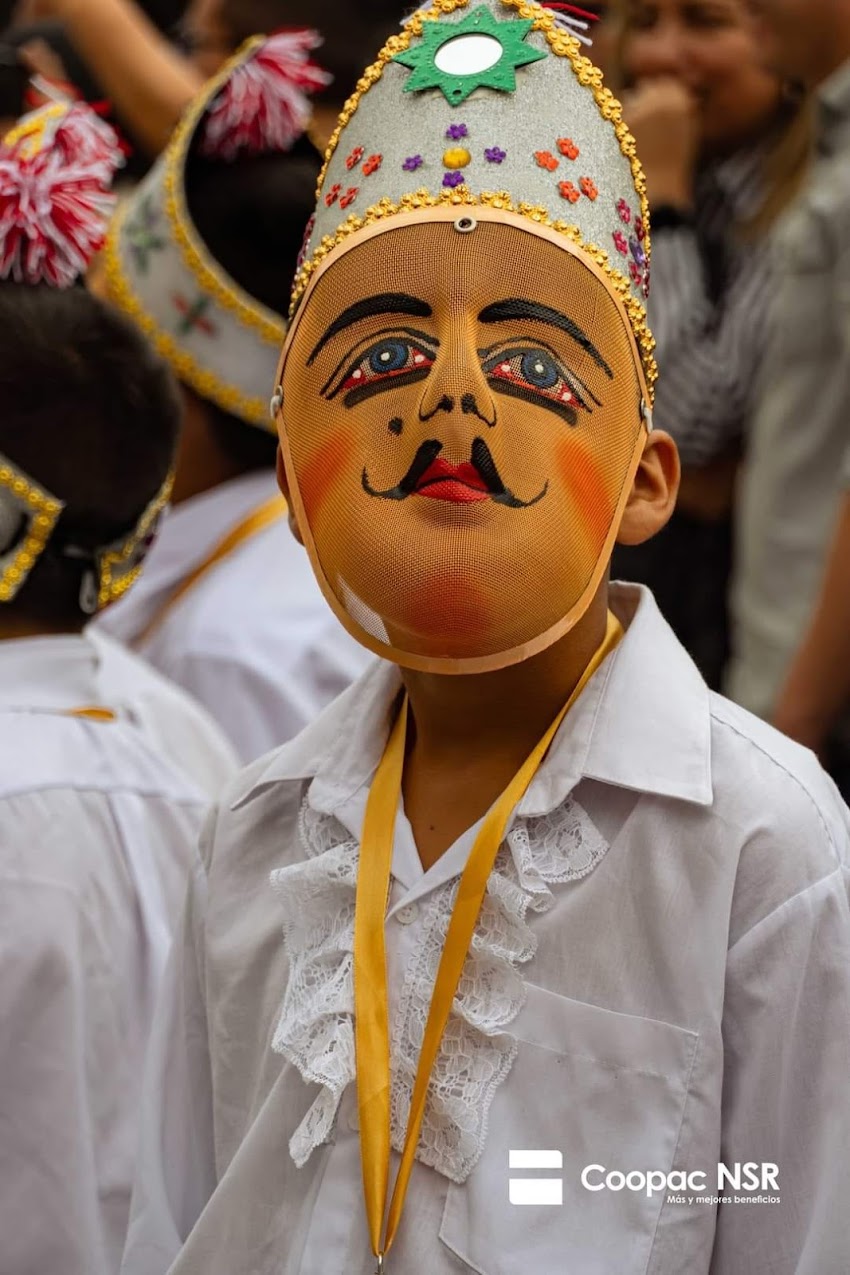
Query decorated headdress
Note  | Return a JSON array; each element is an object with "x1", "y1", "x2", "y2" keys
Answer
[
  {"x1": 104, "y1": 31, "x2": 332, "y2": 431},
  {"x1": 0, "y1": 101, "x2": 173, "y2": 612},
  {"x1": 274, "y1": 0, "x2": 659, "y2": 675},
  {"x1": 289, "y1": 0, "x2": 655, "y2": 398}
]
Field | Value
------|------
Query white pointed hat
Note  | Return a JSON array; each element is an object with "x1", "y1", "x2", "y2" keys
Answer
[{"x1": 292, "y1": 0, "x2": 656, "y2": 401}]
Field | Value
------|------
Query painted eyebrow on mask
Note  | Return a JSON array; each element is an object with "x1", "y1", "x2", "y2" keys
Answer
[
  {"x1": 308, "y1": 293, "x2": 434, "y2": 365},
  {"x1": 478, "y1": 299, "x2": 614, "y2": 378}
]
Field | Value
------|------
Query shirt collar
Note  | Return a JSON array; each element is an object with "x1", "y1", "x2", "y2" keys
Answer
[
  {"x1": 232, "y1": 585, "x2": 713, "y2": 816},
  {"x1": 0, "y1": 631, "x2": 103, "y2": 713},
  {"x1": 817, "y1": 58, "x2": 850, "y2": 155}
]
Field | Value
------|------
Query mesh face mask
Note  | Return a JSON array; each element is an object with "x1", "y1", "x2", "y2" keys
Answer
[{"x1": 279, "y1": 212, "x2": 647, "y2": 674}]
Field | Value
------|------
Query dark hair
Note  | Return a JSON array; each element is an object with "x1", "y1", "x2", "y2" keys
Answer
[
  {"x1": 0, "y1": 282, "x2": 180, "y2": 626},
  {"x1": 218, "y1": 0, "x2": 406, "y2": 104},
  {"x1": 184, "y1": 130, "x2": 320, "y2": 468}
]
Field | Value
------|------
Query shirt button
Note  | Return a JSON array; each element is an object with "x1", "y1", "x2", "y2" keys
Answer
[{"x1": 395, "y1": 903, "x2": 419, "y2": 926}]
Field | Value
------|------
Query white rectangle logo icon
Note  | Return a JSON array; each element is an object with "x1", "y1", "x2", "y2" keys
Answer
[
  {"x1": 509, "y1": 1178, "x2": 564, "y2": 1206},
  {"x1": 509, "y1": 1150, "x2": 564, "y2": 1206}
]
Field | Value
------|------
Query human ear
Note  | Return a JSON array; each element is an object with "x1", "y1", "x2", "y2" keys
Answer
[
  {"x1": 616, "y1": 428, "x2": 680, "y2": 546},
  {"x1": 276, "y1": 445, "x2": 304, "y2": 546}
]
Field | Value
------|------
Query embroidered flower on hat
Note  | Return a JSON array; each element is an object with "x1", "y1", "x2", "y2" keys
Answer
[
  {"x1": 535, "y1": 150, "x2": 559, "y2": 172},
  {"x1": 345, "y1": 146, "x2": 364, "y2": 171},
  {"x1": 339, "y1": 186, "x2": 359, "y2": 208},
  {"x1": 362, "y1": 154, "x2": 382, "y2": 176},
  {"x1": 557, "y1": 137, "x2": 579, "y2": 160},
  {"x1": 402, "y1": 154, "x2": 424, "y2": 172},
  {"x1": 446, "y1": 123, "x2": 469, "y2": 140},
  {"x1": 616, "y1": 197, "x2": 632, "y2": 224},
  {"x1": 635, "y1": 215, "x2": 646, "y2": 242},
  {"x1": 484, "y1": 146, "x2": 506, "y2": 164},
  {"x1": 442, "y1": 171, "x2": 465, "y2": 189},
  {"x1": 580, "y1": 176, "x2": 598, "y2": 201},
  {"x1": 612, "y1": 230, "x2": 628, "y2": 256},
  {"x1": 324, "y1": 183, "x2": 342, "y2": 206},
  {"x1": 630, "y1": 236, "x2": 646, "y2": 269},
  {"x1": 558, "y1": 180, "x2": 580, "y2": 203}
]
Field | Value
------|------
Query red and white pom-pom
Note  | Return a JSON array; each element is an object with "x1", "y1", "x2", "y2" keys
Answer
[
  {"x1": 201, "y1": 30, "x2": 333, "y2": 161},
  {"x1": 53, "y1": 102, "x2": 125, "y2": 173},
  {"x1": 0, "y1": 105, "x2": 122, "y2": 288}
]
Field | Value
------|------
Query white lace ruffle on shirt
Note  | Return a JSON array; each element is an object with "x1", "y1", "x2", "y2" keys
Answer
[{"x1": 270, "y1": 792, "x2": 609, "y2": 1182}]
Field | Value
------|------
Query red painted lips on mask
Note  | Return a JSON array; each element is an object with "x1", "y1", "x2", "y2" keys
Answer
[{"x1": 414, "y1": 457, "x2": 490, "y2": 503}]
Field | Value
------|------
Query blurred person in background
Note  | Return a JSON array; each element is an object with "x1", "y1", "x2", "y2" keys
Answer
[
  {"x1": 731, "y1": 0, "x2": 850, "y2": 798},
  {"x1": 6, "y1": 0, "x2": 190, "y2": 167},
  {"x1": 95, "y1": 34, "x2": 372, "y2": 762},
  {"x1": 610, "y1": 0, "x2": 810, "y2": 688},
  {"x1": 0, "y1": 102, "x2": 235, "y2": 1275},
  {"x1": 7, "y1": 0, "x2": 407, "y2": 155}
]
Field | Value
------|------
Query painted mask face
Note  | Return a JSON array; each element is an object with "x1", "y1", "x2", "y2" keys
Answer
[{"x1": 279, "y1": 214, "x2": 647, "y2": 674}]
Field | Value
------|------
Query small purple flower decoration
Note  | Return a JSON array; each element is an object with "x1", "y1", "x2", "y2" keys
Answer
[
  {"x1": 446, "y1": 123, "x2": 468, "y2": 140},
  {"x1": 403, "y1": 155, "x2": 424, "y2": 172},
  {"x1": 630, "y1": 236, "x2": 647, "y2": 269},
  {"x1": 616, "y1": 198, "x2": 632, "y2": 224},
  {"x1": 442, "y1": 171, "x2": 465, "y2": 188},
  {"x1": 612, "y1": 230, "x2": 628, "y2": 256},
  {"x1": 484, "y1": 146, "x2": 506, "y2": 164}
]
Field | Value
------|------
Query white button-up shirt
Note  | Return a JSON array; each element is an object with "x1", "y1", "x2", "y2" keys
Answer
[
  {"x1": 97, "y1": 472, "x2": 372, "y2": 763},
  {"x1": 0, "y1": 631, "x2": 237, "y2": 1275},
  {"x1": 121, "y1": 586, "x2": 850, "y2": 1275}
]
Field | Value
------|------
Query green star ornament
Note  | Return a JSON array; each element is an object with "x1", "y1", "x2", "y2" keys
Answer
[{"x1": 393, "y1": 6, "x2": 548, "y2": 106}]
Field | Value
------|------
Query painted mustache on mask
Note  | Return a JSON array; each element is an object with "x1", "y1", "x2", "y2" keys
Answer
[{"x1": 362, "y1": 438, "x2": 549, "y2": 509}]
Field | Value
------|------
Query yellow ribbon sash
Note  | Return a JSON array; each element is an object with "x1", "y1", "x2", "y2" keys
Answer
[
  {"x1": 354, "y1": 610, "x2": 623, "y2": 1272},
  {"x1": 137, "y1": 495, "x2": 287, "y2": 644}
]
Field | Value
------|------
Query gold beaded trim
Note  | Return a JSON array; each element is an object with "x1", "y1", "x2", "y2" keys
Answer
[
  {"x1": 104, "y1": 198, "x2": 277, "y2": 430},
  {"x1": 291, "y1": 187, "x2": 657, "y2": 399},
  {"x1": 96, "y1": 466, "x2": 175, "y2": 609},
  {"x1": 160, "y1": 36, "x2": 288, "y2": 349},
  {"x1": 0, "y1": 455, "x2": 65, "y2": 603}
]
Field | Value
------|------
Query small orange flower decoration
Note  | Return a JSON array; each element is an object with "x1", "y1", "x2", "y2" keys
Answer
[
  {"x1": 363, "y1": 154, "x2": 383, "y2": 176},
  {"x1": 345, "y1": 146, "x2": 364, "y2": 171},
  {"x1": 339, "y1": 187, "x2": 359, "y2": 209},
  {"x1": 534, "y1": 150, "x2": 559, "y2": 172},
  {"x1": 558, "y1": 180, "x2": 581, "y2": 204},
  {"x1": 324, "y1": 183, "x2": 341, "y2": 207},
  {"x1": 557, "y1": 137, "x2": 580, "y2": 160},
  {"x1": 580, "y1": 176, "x2": 598, "y2": 201}
]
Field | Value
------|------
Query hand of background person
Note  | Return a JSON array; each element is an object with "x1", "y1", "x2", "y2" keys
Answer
[{"x1": 621, "y1": 77, "x2": 699, "y2": 211}]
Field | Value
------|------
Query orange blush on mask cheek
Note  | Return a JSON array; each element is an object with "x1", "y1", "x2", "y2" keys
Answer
[
  {"x1": 558, "y1": 436, "x2": 615, "y2": 553},
  {"x1": 298, "y1": 430, "x2": 355, "y2": 526}
]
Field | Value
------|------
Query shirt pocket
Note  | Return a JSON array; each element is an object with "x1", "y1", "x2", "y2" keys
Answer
[{"x1": 438, "y1": 983, "x2": 699, "y2": 1275}]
